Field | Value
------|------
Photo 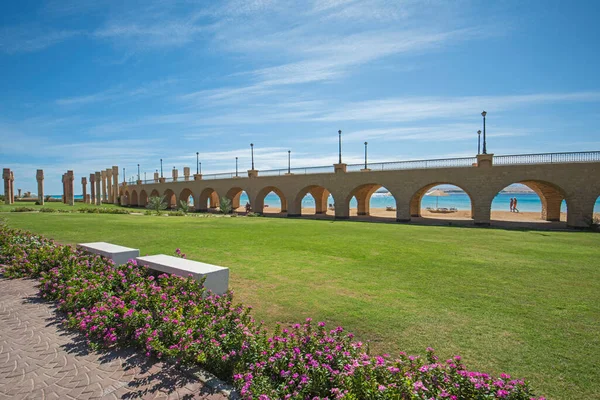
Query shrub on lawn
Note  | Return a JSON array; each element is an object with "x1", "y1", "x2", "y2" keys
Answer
[
  {"x1": 10, "y1": 207, "x2": 36, "y2": 212},
  {"x1": 0, "y1": 223, "x2": 544, "y2": 400},
  {"x1": 167, "y1": 210, "x2": 186, "y2": 217},
  {"x1": 39, "y1": 207, "x2": 57, "y2": 213}
]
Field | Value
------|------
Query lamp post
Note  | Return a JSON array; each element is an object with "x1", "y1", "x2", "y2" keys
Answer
[
  {"x1": 338, "y1": 130, "x2": 342, "y2": 164},
  {"x1": 123, "y1": 167, "x2": 126, "y2": 183},
  {"x1": 137, "y1": 164, "x2": 140, "y2": 180},
  {"x1": 250, "y1": 143, "x2": 255, "y2": 170},
  {"x1": 196, "y1": 152, "x2": 199, "y2": 174},
  {"x1": 477, "y1": 130, "x2": 481, "y2": 155},
  {"x1": 235, "y1": 157, "x2": 238, "y2": 177},
  {"x1": 160, "y1": 159, "x2": 163, "y2": 178},
  {"x1": 199, "y1": 162, "x2": 202, "y2": 174},
  {"x1": 144, "y1": 172, "x2": 147, "y2": 182},
  {"x1": 364, "y1": 142, "x2": 368, "y2": 169},
  {"x1": 288, "y1": 150, "x2": 291, "y2": 174},
  {"x1": 481, "y1": 111, "x2": 487, "y2": 154}
]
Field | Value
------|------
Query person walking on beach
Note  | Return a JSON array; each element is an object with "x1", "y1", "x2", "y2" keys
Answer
[
  {"x1": 513, "y1": 197, "x2": 519, "y2": 213},
  {"x1": 509, "y1": 197, "x2": 515, "y2": 212}
]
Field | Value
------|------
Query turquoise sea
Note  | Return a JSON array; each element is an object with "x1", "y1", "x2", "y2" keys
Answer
[{"x1": 53, "y1": 193, "x2": 600, "y2": 212}]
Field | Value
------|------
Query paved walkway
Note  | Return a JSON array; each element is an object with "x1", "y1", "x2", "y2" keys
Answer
[{"x1": 0, "y1": 276, "x2": 229, "y2": 400}]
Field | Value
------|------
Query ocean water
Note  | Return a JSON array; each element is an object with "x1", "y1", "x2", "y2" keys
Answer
[{"x1": 51, "y1": 192, "x2": 600, "y2": 213}]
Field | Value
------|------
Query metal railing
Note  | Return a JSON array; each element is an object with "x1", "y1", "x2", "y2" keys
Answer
[
  {"x1": 260, "y1": 165, "x2": 335, "y2": 176},
  {"x1": 347, "y1": 156, "x2": 478, "y2": 172},
  {"x1": 125, "y1": 151, "x2": 599, "y2": 185},
  {"x1": 494, "y1": 151, "x2": 600, "y2": 165}
]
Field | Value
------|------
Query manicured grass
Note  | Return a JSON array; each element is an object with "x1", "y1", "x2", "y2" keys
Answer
[
  {"x1": 0, "y1": 200, "x2": 121, "y2": 212},
  {"x1": 1, "y1": 212, "x2": 599, "y2": 399}
]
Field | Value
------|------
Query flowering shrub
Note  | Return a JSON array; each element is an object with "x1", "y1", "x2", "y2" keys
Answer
[{"x1": 0, "y1": 222, "x2": 544, "y2": 400}]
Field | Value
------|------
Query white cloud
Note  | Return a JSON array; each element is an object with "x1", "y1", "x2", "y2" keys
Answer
[{"x1": 0, "y1": 26, "x2": 80, "y2": 54}]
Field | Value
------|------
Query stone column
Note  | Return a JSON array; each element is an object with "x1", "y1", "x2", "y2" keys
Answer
[
  {"x1": 81, "y1": 177, "x2": 88, "y2": 203},
  {"x1": 106, "y1": 168, "x2": 113, "y2": 203},
  {"x1": 90, "y1": 173, "x2": 96, "y2": 204},
  {"x1": 66, "y1": 170, "x2": 74, "y2": 206},
  {"x1": 154, "y1": 172, "x2": 159, "y2": 183},
  {"x1": 95, "y1": 172, "x2": 102, "y2": 205},
  {"x1": 112, "y1": 166, "x2": 119, "y2": 204},
  {"x1": 172, "y1": 168, "x2": 178, "y2": 182},
  {"x1": 101, "y1": 170, "x2": 107, "y2": 202},
  {"x1": 36, "y1": 169, "x2": 44, "y2": 205},
  {"x1": 193, "y1": 173, "x2": 203, "y2": 181},
  {"x1": 334, "y1": 163, "x2": 347, "y2": 173},
  {"x1": 3, "y1": 169, "x2": 10, "y2": 205},
  {"x1": 476, "y1": 154, "x2": 494, "y2": 168},
  {"x1": 248, "y1": 169, "x2": 258, "y2": 178},
  {"x1": 10, "y1": 171, "x2": 14, "y2": 204},
  {"x1": 62, "y1": 174, "x2": 66, "y2": 203},
  {"x1": 184, "y1": 167, "x2": 190, "y2": 181},
  {"x1": 17, "y1": 189, "x2": 22, "y2": 198}
]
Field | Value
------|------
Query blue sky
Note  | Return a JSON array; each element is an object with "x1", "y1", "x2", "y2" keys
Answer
[{"x1": 1, "y1": 0, "x2": 600, "y2": 195}]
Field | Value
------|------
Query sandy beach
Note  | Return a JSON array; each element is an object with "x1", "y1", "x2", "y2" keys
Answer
[{"x1": 245, "y1": 206, "x2": 599, "y2": 223}]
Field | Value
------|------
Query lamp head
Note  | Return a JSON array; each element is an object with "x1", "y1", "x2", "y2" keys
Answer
[
  {"x1": 478, "y1": 130, "x2": 481, "y2": 135},
  {"x1": 481, "y1": 111, "x2": 487, "y2": 117}
]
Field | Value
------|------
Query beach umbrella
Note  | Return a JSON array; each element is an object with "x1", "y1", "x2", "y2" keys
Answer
[{"x1": 425, "y1": 189, "x2": 449, "y2": 209}]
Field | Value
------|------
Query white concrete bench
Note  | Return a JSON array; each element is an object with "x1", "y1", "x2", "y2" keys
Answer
[
  {"x1": 78, "y1": 242, "x2": 140, "y2": 266},
  {"x1": 136, "y1": 255, "x2": 229, "y2": 295}
]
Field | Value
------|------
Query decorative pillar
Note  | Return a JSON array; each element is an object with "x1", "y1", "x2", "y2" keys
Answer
[
  {"x1": 62, "y1": 174, "x2": 66, "y2": 203},
  {"x1": 3, "y1": 168, "x2": 10, "y2": 205},
  {"x1": 66, "y1": 170, "x2": 74, "y2": 206},
  {"x1": 36, "y1": 169, "x2": 44, "y2": 205},
  {"x1": 17, "y1": 188, "x2": 22, "y2": 198},
  {"x1": 112, "y1": 166, "x2": 119, "y2": 204},
  {"x1": 194, "y1": 173, "x2": 203, "y2": 181},
  {"x1": 334, "y1": 163, "x2": 347, "y2": 173},
  {"x1": 89, "y1": 173, "x2": 96, "y2": 204},
  {"x1": 476, "y1": 154, "x2": 494, "y2": 168},
  {"x1": 248, "y1": 169, "x2": 258, "y2": 178},
  {"x1": 184, "y1": 167, "x2": 190, "y2": 181},
  {"x1": 101, "y1": 170, "x2": 107, "y2": 201},
  {"x1": 105, "y1": 168, "x2": 113, "y2": 202},
  {"x1": 154, "y1": 172, "x2": 159, "y2": 183},
  {"x1": 172, "y1": 168, "x2": 178, "y2": 182},
  {"x1": 9, "y1": 171, "x2": 14, "y2": 204},
  {"x1": 95, "y1": 172, "x2": 102, "y2": 205},
  {"x1": 81, "y1": 177, "x2": 88, "y2": 203}
]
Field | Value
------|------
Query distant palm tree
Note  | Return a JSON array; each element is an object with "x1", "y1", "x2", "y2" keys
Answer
[
  {"x1": 147, "y1": 196, "x2": 167, "y2": 214},
  {"x1": 219, "y1": 197, "x2": 232, "y2": 214}
]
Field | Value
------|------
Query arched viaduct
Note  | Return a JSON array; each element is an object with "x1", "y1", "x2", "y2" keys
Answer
[{"x1": 120, "y1": 153, "x2": 600, "y2": 228}]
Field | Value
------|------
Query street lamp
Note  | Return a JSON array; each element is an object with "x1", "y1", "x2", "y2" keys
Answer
[
  {"x1": 288, "y1": 150, "x2": 291, "y2": 174},
  {"x1": 235, "y1": 157, "x2": 238, "y2": 177},
  {"x1": 338, "y1": 130, "x2": 342, "y2": 164},
  {"x1": 364, "y1": 142, "x2": 368, "y2": 169},
  {"x1": 137, "y1": 164, "x2": 140, "y2": 180},
  {"x1": 160, "y1": 159, "x2": 163, "y2": 178},
  {"x1": 144, "y1": 172, "x2": 147, "y2": 182},
  {"x1": 196, "y1": 152, "x2": 199, "y2": 174},
  {"x1": 477, "y1": 130, "x2": 481, "y2": 155},
  {"x1": 481, "y1": 111, "x2": 487, "y2": 154},
  {"x1": 199, "y1": 162, "x2": 202, "y2": 174},
  {"x1": 250, "y1": 143, "x2": 255, "y2": 170},
  {"x1": 123, "y1": 167, "x2": 126, "y2": 183}
]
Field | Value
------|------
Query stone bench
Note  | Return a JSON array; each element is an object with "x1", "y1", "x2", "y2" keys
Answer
[
  {"x1": 77, "y1": 242, "x2": 140, "y2": 266},
  {"x1": 136, "y1": 255, "x2": 229, "y2": 295}
]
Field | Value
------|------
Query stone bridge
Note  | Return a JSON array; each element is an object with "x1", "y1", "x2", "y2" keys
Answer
[{"x1": 119, "y1": 152, "x2": 600, "y2": 228}]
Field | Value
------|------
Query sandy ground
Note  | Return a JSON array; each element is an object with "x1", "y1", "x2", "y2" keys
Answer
[{"x1": 239, "y1": 206, "x2": 600, "y2": 223}]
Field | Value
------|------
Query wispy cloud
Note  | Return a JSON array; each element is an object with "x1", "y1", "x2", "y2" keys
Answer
[{"x1": 0, "y1": 25, "x2": 80, "y2": 54}]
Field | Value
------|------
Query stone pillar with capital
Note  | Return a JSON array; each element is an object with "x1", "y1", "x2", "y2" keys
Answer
[
  {"x1": 172, "y1": 168, "x2": 178, "y2": 182},
  {"x1": 154, "y1": 172, "x2": 159, "y2": 183},
  {"x1": 61, "y1": 174, "x2": 66, "y2": 203},
  {"x1": 89, "y1": 173, "x2": 96, "y2": 204},
  {"x1": 106, "y1": 168, "x2": 113, "y2": 202},
  {"x1": 9, "y1": 171, "x2": 14, "y2": 204},
  {"x1": 101, "y1": 170, "x2": 107, "y2": 202},
  {"x1": 66, "y1": 170, "x2": 75, "y2": 206},
  {"x1": 36, "y1": 169, "x2": 44, "y2": 205},
  {"x1": 476, "y1": 154, "x2": 494, "y2": 168},
  {"x1": 247, "y1": 170, "x2": 258, "y2": 178},
  {"x1": 3, "y1": 169, "x2": 11, "y2": 205},
  {"x1": 95, "y1": 172, "x2": 102, "y2": 205},
  {"x1": 334, "y1": 163, "x2": 347, "y2": 173},
  {"x1": 82, "y1": 177, "x2": 88, "y2": 203},
  {"x1": 193, "y1": 174, "x2": 203, "y2": 181},
  {"x1": 184, "y1": 167, "x2": 190, "y2": 181},
  {"x1": 112, "y1": 166, "x2": 119, "y2": 204}
]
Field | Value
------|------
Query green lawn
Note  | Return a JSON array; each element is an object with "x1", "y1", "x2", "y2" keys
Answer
[
  {"x1": 1, "y1": 211, "x2": 599, "y2": 399},
  {"x1": 0, "y1": 200, "x2": 121, "y2": 211}
]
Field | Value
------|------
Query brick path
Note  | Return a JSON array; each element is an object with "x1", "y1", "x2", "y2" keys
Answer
[{"x1": 0, "y1": 276, "x2": 229, "y2": 400}]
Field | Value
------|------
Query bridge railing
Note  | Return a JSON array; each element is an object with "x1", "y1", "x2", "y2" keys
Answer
[
  {"x1": 493, "y1": 151, "x2": 600, "y2": 165},
  {"x1": 202, "y1": 172, "x2": 240, "y2": 180},
  {"x1": 260, "y1": 165, "x2": 335, "y2": 176},
  {"x1": 347, "y1": 156, "x2": 479, "y2": 172}
]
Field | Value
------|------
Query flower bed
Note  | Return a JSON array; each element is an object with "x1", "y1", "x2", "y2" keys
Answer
[{"x1": 0, "y1": 223, "x2": 544, "y2": 400}]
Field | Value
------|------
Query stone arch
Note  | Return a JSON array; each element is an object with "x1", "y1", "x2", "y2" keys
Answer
[
  {"x1": 254, "y1": 186, "x2": 287, "y2": 214},
  {"x1": 198, "y1": 188, "x2": 220, "y2": 212},
  {"x1": 291, "y1": 185, "x2": 332, "y2": 217},
  {"x1": 345, "y1": 183, "x2": 397, "y2": 218},
  {"x1": 150, "y1": 189, "x2": 160, "y2": 198},
  {"x1": 179, "y1": 188, "x2": 194, "y2": 209},
  {"x1": 225, "y1": 186, "x2": 247, "y2": 212},
  {"x1": 410, "y1": 183, "x2": 474, "y2": 219},
  {"x1": 491, "y1": 180, "x2": 567, "y2": 222},
  {"x1": 139, "y1": 190, "x2": 148, "y2": 207},
  {"x1": 130, "y1": 190, "x2": 138, "y2": 206},
  {"x1": 122, "y1": 190, "x2": 130, "y2": 206},
  {"x1": 163, "y1": 188, "x2": 177, "y2": 209}
]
